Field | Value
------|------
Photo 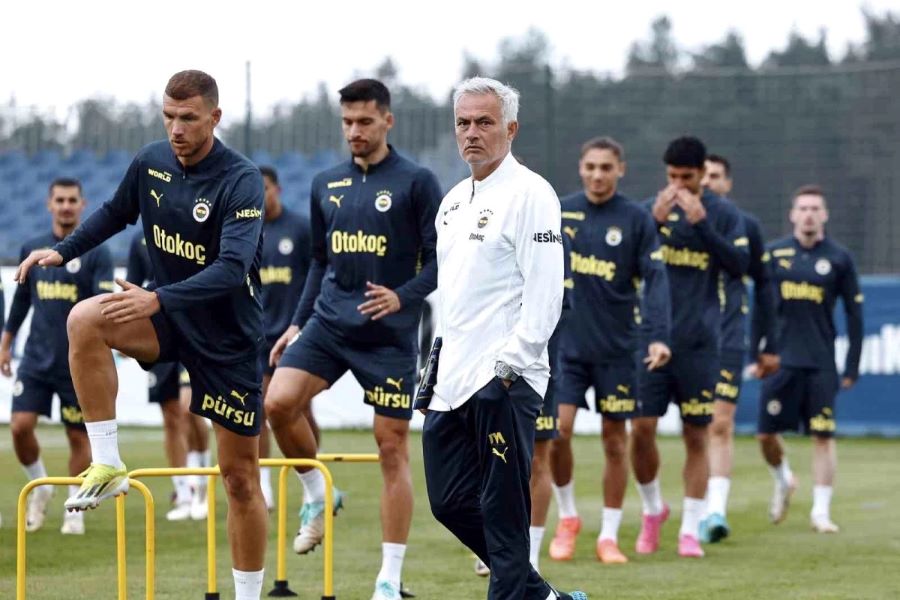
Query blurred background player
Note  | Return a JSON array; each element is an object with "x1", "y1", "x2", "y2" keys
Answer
[
  {"x1": 634, "y1": 136, "x2": 748, "y2": 558},
  {"x1": 125, "y1": 230, "x2": 209, "y2": 521},
  {"x1": 256, "y1": 165, "x2": 312, "y2": 509},
  {"x1": 547, "y1": 137, "x2": 671, "y2": 564},
  {"x1": 1, "y1": 177, "x2": 113, "y2": 535},
  {"x1": 754, "y1": 185, "x2": 862, "y2": 533},
  {"x1": 266, "y1": 79, "x2": 442, "y2": 600},
  {"x1": 698, "y1": 154, "x2": 778, "y2": 543}
]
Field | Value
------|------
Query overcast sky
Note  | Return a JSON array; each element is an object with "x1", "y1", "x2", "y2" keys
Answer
[{"x1": 2, "y1": 0, "x2": 896, "y2": 125}]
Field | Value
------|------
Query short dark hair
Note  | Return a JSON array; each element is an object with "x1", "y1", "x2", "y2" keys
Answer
[
  {"x1": 580, "y1": 136, "x2": 625, "y2": 161},
  {"x1": 339, "y1": 79, "x2": 391, "y2": 111},
  {"x1": 792, "y1": 184, "x2": 826, "y2": 206},
  {"x1": 663, "y1": 136, "x2": 707, "y2": 168},
  {"x1": 48, "y1": 177, "x2": 82, "y2": 195},
  {"x1": 259, "y1": 166, "x2": 279, "y2": 185},
  {"x1": 706, "y1": 153, "x2": 731, "y2": 176},
  {"x1": 165, "y1": 70, "x2": 219, "y2": 107}
]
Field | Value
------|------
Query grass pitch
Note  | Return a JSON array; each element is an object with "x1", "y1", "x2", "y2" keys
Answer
[{"x1": 1, "y1": 427, "x2": 898, "y2": 599}]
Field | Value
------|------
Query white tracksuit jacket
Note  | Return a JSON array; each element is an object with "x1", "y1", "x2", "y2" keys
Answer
[{"x1": 428, "y1": 152, "x2": 563, "y2": 411}]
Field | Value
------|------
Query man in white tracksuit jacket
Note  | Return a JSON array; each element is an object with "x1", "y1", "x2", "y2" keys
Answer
[{"x1": 421, "y1": 77, "x2": 587, "y2": 600}]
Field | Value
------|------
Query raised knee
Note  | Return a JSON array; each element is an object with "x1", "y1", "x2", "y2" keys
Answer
[
  {"x1": 66, "y1": 298, "x2": 104, "y2": 341},
  {"x1": 220, "y1": 465, "x2": 259, "y2": 504}
]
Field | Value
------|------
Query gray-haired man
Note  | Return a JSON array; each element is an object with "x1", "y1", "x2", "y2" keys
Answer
[{"x1": 421, "y1": 77, "x2": 587, "y2": 600}]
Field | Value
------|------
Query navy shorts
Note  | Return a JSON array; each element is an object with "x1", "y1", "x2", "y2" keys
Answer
[
  {"x1": 638, "y1": 351, "x2": 717, "y2": 425},
  {"x1": 715, "y1": 349, "x2": 745, "y2": 404},
  {"x1": 147, "y1": 362, "x2": 180, "y2": 404},
  {"x1": 757, "y1": 367, "x2": 839, "y2": 438},
  {"x1": 279, "y1": 315, "x2": 416, "y2": 420},
  {"x1": 557, "y1": 358, "x2": 638, "y2": 421},
  {"x1": 141, "y1": 312, "x2": 262, "y2": 436},
  {"x1": 258, "y1": 338, "x2": 276, "y2": 378},
  {"x1": 12, "y1": 370, "x2": 85, "y2": 429}
]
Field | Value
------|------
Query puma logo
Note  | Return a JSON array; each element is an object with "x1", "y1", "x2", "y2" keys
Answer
[
  {"x1": 329, "y1": 195, "x2": 343, "y2": 208},
  {"x1": 720, "y1": 370, "x2": 734, "y2": 382},
  {"x1": 230, "y1": 390, "x2": 249, "y2": 406},
  {"x1": 563, "y1": 226, "x2": 577, "y2": 239},
  {"x1": 150, "y1": 189, "x2": 164, "y2": 207},
  {"x1": 491, "y1": 447, "x2": 508, "y2": 464},
  {"x1": 386, "y1": 377, "x2": 403, "y2": 391},
  {"x1": 616, "y1": 384, "x2": 630, "y2": 395}
]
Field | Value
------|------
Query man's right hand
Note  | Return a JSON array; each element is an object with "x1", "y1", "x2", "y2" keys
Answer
[
  {"x1": 15, "y1": 249, "x2": 63, "y2": 283},
  {"x1": 652, "y1": 185, "x2": 678, "y2": 224},
  {"x1": 269, "y1": 325, "x2": 300, "y2": 368}
]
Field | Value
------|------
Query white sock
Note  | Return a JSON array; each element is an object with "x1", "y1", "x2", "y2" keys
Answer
[
  {"x1": 680, "y1": 497, "x2": 705, "y2": 538},
  {"x1": 23, "y1": 458, "x2": 48, "y2": 481},
  {"x1": 233, "y1": 568, "x2": 264, "y2": 600},
  {"x1": 299, "y1": 469, "x2": 325, "y2": 504},
  {"x1": 186, "y1": 451, "x2": 203, "y2": 489},
  {"x1": 376, "y1": 542, "x2": 406, "y2": 588},
  {"x1": 636, "y1": 478, "x2": 664, "y2": 516},
  {"x1": 768, "y1": 459, "x2": 793, "y2": 489},
  {"x1": 85, "y1": 420, "x2": 123, "y2": 468},
  {"x1": 173, "y1": 476, "x2": 192, "y2": 503},
  {"x1": 529, "y1": 526, "x2": 545, "y2": 571},
  {"x1": 811, "y1": 485, "x2": 833, "y2": 520},
  {"x1": 707, "y1": 476, "x2": 731, "y2": 517},
  {"x1": 599, "y1": 507, "x2": 623, "y2": 542},
  {"x1": 552, "y1": 480, "x2": 578, "y2": 519},
  {"x1": 260, "y1": 467, "x2": 272, "y2": 493}
]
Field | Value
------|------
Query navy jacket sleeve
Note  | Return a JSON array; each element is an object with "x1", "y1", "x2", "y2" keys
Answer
[
  {"x1": 291, "y1": 182, "x2": 327, "y2": 328},
  {"x1": 839, "y1": 252, "x2": 864, "y2": 381},
  {"x1": 747, "y1": 219, "x2": 777, "y2": 356},
  {"x1": 694, "y1": 201, "x2": 749, "y2": 278},
  {"x1": 92, "y1": 247, "x2": 115, "y2": 295},
  {"x1": 5, "y1": 245, "x2": 33, "y2": 335},
  {"x1": 637, "y1": 212, "x2": 671, "y2": 347},
  {"x1": 126, "y1": 234, "x2": 148, "y2": 285},
  {"x1": 54, "y1": 159, "x2": 141, "y2": 263},
  {"x1": 393, "y1": 169, "x2": 441, "y2": 307},
  {"x1": 155, "y1": 170, "x2": 264, "y2": 312}
]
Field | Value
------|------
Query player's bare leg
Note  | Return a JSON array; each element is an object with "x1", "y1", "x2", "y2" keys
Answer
[
  {"x1": 597, "y1": 418, "x2": 629, "y2": 563},
  {"x1": 265, "y1": 367, "x2": 340, "y2": 555},
  {"x1": 548, "y1": 403, "x2": 581, "y2": 560},
  {"x1": 12, "y1": 411, "x2": 53, "y2": 531},
  {"x1": 631, "y1": 416, "x2": 668, "y2": 554},
  {"x1": 64, "y1": 297, "x2": 160, "y2": 511},
  {"x1": 529, "y1": 439, "x2": 552, "y2": 570},
  {"x1": 373, "y1": 414, "x2": 413, "y2": 591},
  {"x1": 214, "y1": 423, "x2": 267, "y2": 595},
  {"x1": 758, "y1": 432, "x2": 797, "y2": 524},
  {"x1": 810, "y1": 436, "x2": 838, "y2": 532},
  {"x1": 160, "y1": 398, "x2": 192, "y2": 520},
  {"x1": 678, "y1": 422, "x2": 708, "y2": 556},
  {"x1": 184, "y1": 384, "x2": 212, "y2": 521},
  {"x1": 703, "y1": 400, "x2": 737, "y2": 542},
  {"x1": 259, "y1": 374, "x2": 274, "y2": 509}
]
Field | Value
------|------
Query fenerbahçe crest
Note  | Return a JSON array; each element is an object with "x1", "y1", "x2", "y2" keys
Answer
[
  {"x1": 193, "y1": 198, "x2": 212, "y2": 223},
  {"x1": 375, "y1": 190, "x2": 393, "y2": 212}
]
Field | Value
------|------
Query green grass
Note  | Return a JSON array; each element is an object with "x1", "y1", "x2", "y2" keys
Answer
[{"x1": 1, "y1": 427, "x2": 898, "y2": 599}]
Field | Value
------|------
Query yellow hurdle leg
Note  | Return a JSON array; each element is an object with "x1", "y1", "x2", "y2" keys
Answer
[
  {"x1": 207, "y1": 474, "x2": 218, "y2": 599},
  {"x1": 117, "y1": 495, "x2": 127, "y2": 600}
]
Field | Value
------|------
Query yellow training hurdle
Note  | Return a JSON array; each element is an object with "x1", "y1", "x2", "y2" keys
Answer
[
  {"x1": 18, "y1": 454, "x2": 379, "y2": 600},
  {"x1": 16, "y1": 477, "x2": 155, "y2": 600}
]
